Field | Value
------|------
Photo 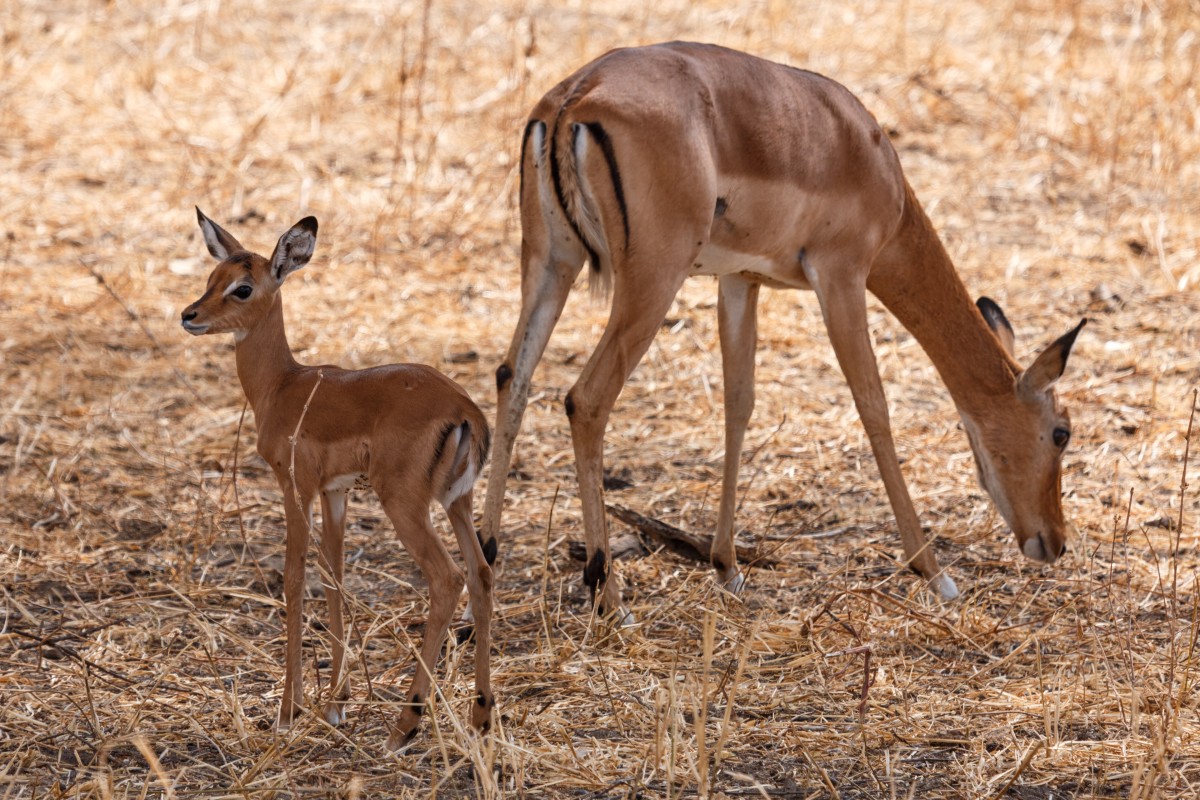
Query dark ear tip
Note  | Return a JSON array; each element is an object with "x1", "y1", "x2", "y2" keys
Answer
[
  {"x1": 1056, "y1": 316, "x2": 1087, "y2": 352},
  {"x1": 195, "y1": 206, "x2": 207, "y2": 223},
  {"x1": 976, "y1": 296, "x2": 1014, "y2": 334},
  {"x1": 298, "y1": 216, "x2": 318, "y2": 235}
]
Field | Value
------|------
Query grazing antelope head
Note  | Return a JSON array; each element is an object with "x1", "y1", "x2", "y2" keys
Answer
[{"x1": 967, "y1": 297, "x2": 1085, "y2": 564}]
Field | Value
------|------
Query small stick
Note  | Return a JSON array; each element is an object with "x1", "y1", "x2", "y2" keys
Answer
[
  {"x1": 988, "y1": 742, "x2": 1044, "y2": 800},
  {"x1": 605, "y1": 504, "x2": 772, "y2": 567},
  {"x1": 1172, "y1": 388, "x2": 1196, "y2": 593},
  {"x1": 131, "y1": 735, "x2": 179, "y2": 800}
]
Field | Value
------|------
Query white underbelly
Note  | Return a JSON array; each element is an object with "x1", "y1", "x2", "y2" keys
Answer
[
  {"x1": 692, "y1": 243, "x2": 811, "y2": 289},
  {"x1": 324, "y1": 473, "x2": 369, "y2": 492}
]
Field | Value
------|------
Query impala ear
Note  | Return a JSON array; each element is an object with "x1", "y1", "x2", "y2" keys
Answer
[
  {"x1": 195, "y1": 207, "x2": 245, "y2": 260},
  {"x1": 1018, "y1": 318, "x2": 1086, "y2": 397},
  {"x1": 269, "y1": 217, "x2": 318, "y2": 283},
  {"x1": 977, "y1": 297, "x2": 1016, "y2": 357}
]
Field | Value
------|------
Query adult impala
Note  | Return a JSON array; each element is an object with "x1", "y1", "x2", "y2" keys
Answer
[
  {"x1": 482, "y1": 42, "x2": 1084, "y2": 617},
  {"x1": 181, "y1": 209, "x2": 496, "y2": 749}
]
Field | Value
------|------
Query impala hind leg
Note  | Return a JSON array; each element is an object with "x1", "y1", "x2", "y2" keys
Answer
[
  {"x1": 445, "y1": 489, "x2": 495, "y2": 733},
  {"x1": 808, "y1": 268, "x2": 958, "y2": 600},
  {"x1": 713, "y1": 274, "x2": 760, "y2": 592},
  {"x1": 318, "y1": 489, "x2": 350, "y2": 726},
  {"x1": 481, "y1": 121, "x2": 588, "y2": 563},
  {"x1": 566, "y1": 262, "x2": 692, "y2": 620},
  {"x1": 381, "y1": 501, "x2": 465, "y2": 751},
  {"x1": 481, "y1": 254, "x2": 580, "y2": 557}
]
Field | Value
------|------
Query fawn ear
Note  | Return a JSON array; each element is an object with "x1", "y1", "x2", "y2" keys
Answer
[
  {"x1": 976, "y1": 297, "x2": 1016, "y2": 357},
  {"x1": 1018, "y1": 318, "x2": 1086, "y2": 398},
  {"x1": 269, "y1": 217, "x2": 319, "y2": 283},
  {"x1": 195, "y1": 207, "x2": 245, "y2": 260}
]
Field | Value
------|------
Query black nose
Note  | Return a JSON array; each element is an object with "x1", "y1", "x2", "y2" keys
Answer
[{"x1": 182, "y1": 308, "x2": 197, "y2": 322}]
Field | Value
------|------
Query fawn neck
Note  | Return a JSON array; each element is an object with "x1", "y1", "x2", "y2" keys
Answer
[
  {"x1": 868, "y1": 183, "x2": 1020, "y2": 420},
  {"x1": 233, "y1": 292, "x2": 302, "y2": 417}
]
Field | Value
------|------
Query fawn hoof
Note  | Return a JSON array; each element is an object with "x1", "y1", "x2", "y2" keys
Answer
[
  {"x1": 721, "y1": 569, "x2": 746, "y2": 595},
  {"x1": 596, "y1": 604, "x2": 635, "y2": 628},
  {"x1": 929, "y1": 572, "x2": 960, "y2": 601},
  {"x1": 385, "y1": 724, "x2": 420, "y2": 752},
  {"x1": 276, "y1": 702, "x2": 302, "y2": 732},
  {"x1": 323, "y1": 701, "x2": 348, "y2": 726}
]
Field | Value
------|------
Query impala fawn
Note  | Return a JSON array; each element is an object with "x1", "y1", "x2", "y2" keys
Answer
[{"x1": 181, "y1": 209, "x2": 496, "y2": 749}]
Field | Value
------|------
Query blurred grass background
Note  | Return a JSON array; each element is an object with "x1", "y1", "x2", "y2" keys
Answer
[{"x1": 2, "y1": 1, "x2": 1199, "y2": 797}]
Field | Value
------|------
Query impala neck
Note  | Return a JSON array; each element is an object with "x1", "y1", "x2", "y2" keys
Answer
[
  {"x1": 869, "y1": 183, "x2": 1020, "y2": 420},
  {"x1": 233, "y1": 293, "x2": 300, "y2": 417}
]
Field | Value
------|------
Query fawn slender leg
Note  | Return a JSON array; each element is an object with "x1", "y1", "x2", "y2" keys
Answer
[
  {"x1": 445, "y1": 489, "x2": 494, "y2": 732},
  {"x1": 318, "y1": 488, "x2": 350, "y2": 725},
  {"x1": 277, "y1": 482, "x2": 314, "y2": 730},
  {"x1": 382, "y1": 501, "x2": 465, "y2": 751}
]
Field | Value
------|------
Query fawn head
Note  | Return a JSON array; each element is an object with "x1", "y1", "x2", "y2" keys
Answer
[{"x1": 181, "y1": 208, "x2": 318, "y2": 338}]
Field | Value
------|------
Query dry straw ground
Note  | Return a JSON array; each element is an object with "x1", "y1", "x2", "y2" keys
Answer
[{"x1": 2, "y1": 0, "x2": 1199, "y2": 797}]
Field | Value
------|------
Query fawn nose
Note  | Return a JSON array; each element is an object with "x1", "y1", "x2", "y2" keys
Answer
[{"x1": 180, "y1": 306, "x2": 207, "y2": 334}]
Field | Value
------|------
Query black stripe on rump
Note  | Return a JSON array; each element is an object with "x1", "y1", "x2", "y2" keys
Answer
[
  {"x1": 518, "y1": 119, "x2": 543, "y2": 211},
  {"x1": 580, "y1": 121, "x2": 629, "y2": 248},
  {"x1": 428, "y1": 421, "x2": 460, "y2": 482},
  {"x1": 477, "y1": 420, "x2": 491, "y2": 469}
]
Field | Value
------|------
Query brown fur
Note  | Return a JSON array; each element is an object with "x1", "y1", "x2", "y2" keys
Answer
[
  {"x1": 182, "y1": 210, "x2": 494, "y2": 748},
  {"x1": 481, "y1": 42, "x2": 1084, "y2": 615}
]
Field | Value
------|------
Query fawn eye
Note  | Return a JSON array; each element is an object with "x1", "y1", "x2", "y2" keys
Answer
[
  {"x1": 1052, "y1": 428, "x2": 1070, "y2": 448},
  {"x1": 230, "y1": 284, "x2": 253, "y2": 300}
]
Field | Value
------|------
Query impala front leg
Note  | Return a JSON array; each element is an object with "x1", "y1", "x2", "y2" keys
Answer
[
  {"x1": 713, "y1": 275, "x2": 760, "y2": 592},
  {"x1": 318, "y1": 489, "x2": 350, "y2": 726},
  {"x1": 810, "y1": 270, "x2": 958, "y2": 600},
  {"x1": 279, "y1": 485, "x2": 314, "y2": 730}
]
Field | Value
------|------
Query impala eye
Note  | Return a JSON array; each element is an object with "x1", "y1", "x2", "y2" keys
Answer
[
  {"x1": 1052, "y1": 428, "x2": 1070, "y2": 448},
  {"x1": 231, "y1": 284, "x2": 253, "y2": 300}
]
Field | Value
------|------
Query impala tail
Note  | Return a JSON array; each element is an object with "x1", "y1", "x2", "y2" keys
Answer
[
  {"x1": 528, "y1": 103, "x2": 630, "y2": 297},
  {"x1": 438, "y1": 418, "x2": 491, "y2": 507}
]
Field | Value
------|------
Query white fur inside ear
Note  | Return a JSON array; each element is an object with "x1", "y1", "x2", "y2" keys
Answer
[
  {"x1": 272, "y1": 228, "x2": 316, "y2": 280},
  {"x1": 200, "y1": 219, "x2": 232, "y2": 260}
]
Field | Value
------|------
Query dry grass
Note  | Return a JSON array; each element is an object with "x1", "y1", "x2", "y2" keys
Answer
[{"x1": 3, "y1": 0, "x2": 1200, "y2": 797}]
